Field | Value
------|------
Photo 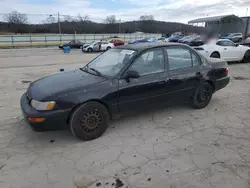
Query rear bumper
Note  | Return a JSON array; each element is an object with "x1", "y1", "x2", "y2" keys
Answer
[
  {"x1": 20, "y1": 93, "x2": 71, "y2": 131},
  {"x1": 214, "y1": 77, "x2": 230, "y2": 92}
]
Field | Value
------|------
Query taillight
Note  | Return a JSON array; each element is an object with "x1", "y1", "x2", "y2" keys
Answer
[{"x1": 225, "y1": 67, "x2": 229, "y2": 76}]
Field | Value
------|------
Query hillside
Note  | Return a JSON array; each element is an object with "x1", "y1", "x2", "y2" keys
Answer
[{"x1": 0, "y1": 20, "x2": 205, "y2": 34}]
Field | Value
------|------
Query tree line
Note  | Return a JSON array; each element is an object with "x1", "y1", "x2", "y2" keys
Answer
[{"x1": 0, "y1": 11, "x2": 205, "y2": 34}]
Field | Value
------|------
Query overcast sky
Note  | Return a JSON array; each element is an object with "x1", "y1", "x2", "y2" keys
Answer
[{"x1": 0, "y1": 0, "x2": 250, "y2": 23}]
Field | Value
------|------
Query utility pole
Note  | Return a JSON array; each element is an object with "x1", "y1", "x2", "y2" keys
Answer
[
  {"x1": 58, "y1": 12, "x2": 61, "y2": 34},
  {"x1": 119, "y1": 19, "x2": 121, "y2": 33}
]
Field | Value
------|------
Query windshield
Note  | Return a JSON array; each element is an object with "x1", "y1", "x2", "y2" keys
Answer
[{"x1": 85, "y1": 48, "x2": 136, "y2": 76}]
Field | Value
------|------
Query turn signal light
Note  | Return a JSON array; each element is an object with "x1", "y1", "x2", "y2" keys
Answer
[{"x1": 28, "y1": 117, "x2": 46, "y2": 123}]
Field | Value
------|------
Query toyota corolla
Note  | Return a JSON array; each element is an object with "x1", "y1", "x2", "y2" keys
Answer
[{"x1": 20, "y1": 43, "x2": 230, "y2": 140}]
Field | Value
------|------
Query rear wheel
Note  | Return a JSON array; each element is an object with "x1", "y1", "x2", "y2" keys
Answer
[
  {"x1": 210, "y1": 52, "x2": 220, "y2": 58},
  {"x1": 106, "y1": 46, "x2": 111, "y2": 51},
  {"x1": 192, "y1": 82, "x2": 213, "y2": 109},
  {"x1": 87, "y1": 48, "x2": 93, "y2": 52},
  {"x1": 69, "y1": 102, "x2": 110, "y2": 140},
  {"x1": 242, "y1": 50, "x2": 250, "y2": 63}
]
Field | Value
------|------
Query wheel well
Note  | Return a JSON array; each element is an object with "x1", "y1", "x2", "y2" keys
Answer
[
  {"x1": 66, "y1": 99, "x2": 111, "y2": 125},
  {"x1": 210, "y1": 51, "x2": 220, "y2": 58},
  {"x1": 205, "y1": 80, "x2": 215, "y2": 93}
]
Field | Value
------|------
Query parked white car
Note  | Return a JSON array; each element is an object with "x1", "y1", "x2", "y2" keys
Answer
[
  {"x1": 157, "y1": 37, "x2": 168, "y2": 43},
  {"x1": 82, "y1": 41, "x2": 114, "y2": 52},
  {"x1": 194, "y1": 39, "x2": 250, "y2": 63}
]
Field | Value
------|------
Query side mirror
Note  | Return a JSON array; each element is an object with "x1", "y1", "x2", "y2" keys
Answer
[
  {"x1": 235, "y1": 44, "x2": 239, "y2": 47},
  {"x1": 124, "y1": 70, "x2": 140, "y2": 82}
]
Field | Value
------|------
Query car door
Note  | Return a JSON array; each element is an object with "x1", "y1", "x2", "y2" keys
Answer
[
  {"x1": 118, "y1": 48, "x2": 168, "y2": 113},
  {"x1": 70, "y1": 41, "x2": 77, "y2": 48},
  {"x1": 101, "y1": 41, "x2": 108, "y2": 50},
  {"x1": 164, "y1": 46, "x2": 204, "y2": 102},
  {"x1": 93, "y1": 42, "x2": 100, "y2": 51},
  {"x1": 217, "y1": 41, "x2": 242, "y2": 61}
]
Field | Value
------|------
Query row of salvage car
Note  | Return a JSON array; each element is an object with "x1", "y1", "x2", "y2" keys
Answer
[
  {"x1": 194, "y1": 39, "x2": 250, "y2": 63},
  {"x1": 58, "y1": 34, "x2": 250, "y2": 63}
]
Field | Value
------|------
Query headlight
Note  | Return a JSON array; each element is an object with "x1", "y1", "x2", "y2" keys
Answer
[{"x1": 31, "y1": 100, "x2": 56, "y2": 111}]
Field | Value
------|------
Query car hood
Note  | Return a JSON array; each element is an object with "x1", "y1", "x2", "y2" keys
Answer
[
  {"x1": 27, "y1": 69, "x2": 107, "y2": 101},
  {"x1": 83, "y1": 44, "x2": 90, "y2": 48}
]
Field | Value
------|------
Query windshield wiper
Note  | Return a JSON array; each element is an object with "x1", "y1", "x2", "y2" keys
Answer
[
  {"x1": 89, "y1": 68, "x2": 103, "y2": 76},
  {"x1": 79, "y1": 67, "x2": 88, "y2": 72}
]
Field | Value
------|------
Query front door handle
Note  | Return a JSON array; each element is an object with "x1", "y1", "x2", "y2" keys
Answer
[
  {"x1": 224, "y1": 48, "x2": 227, "y2": 50},
  {"x1": 196, "y1": 72, "x2": 203, "y2": 78}
]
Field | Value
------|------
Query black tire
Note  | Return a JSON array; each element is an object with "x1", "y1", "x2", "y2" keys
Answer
[
  {"x1": 69, "y1": 102, "x2": 110, "y2": 141},
  {"x1": 192, "y1": 82, "x2": 213, "y2": 109},
  {"x1": 106, "y1": 46, "x2": 111, "y2": 51},
  {"x1": 210, "y1": 52, "x2": 220, "y2": 58},
  {"x1": 87, "y1": 48, "x2": 93, "y2": 52},
  {"x1": 242, "y1": 50, "x2": 250, "y2": 63},
  {"x1": 79, "y1": 45, "x2": 83, "y2": 49}
]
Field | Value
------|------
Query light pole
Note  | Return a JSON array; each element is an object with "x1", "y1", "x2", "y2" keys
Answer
[{"x1": 58, "y1": 12, "x2": 61, "y2": 34}]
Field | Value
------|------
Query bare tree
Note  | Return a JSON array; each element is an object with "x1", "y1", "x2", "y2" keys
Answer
[
  {"x1": 45, "y1": 15, "x2": 56, "y2": 24},
  {"x1": 64, "y1": 15, "x2": 73, "y2": 22},
  {"x1": 77, "y1": 14, "x2": 89, "y2": 22},
  {"x1": 140, "y1": 15, "x2": 154, "y2": 21},
  {"x1": 4, "y1": 11, "x2": 28, "y2": 24},
  {"x1": 104, "y1": 15, "x2": 116, "y2": 24}
]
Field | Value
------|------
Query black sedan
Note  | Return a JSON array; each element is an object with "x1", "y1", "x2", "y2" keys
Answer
[
  {"x1": 183, "y1": 36, "x2": 204, "y2": 46},
  {"x1": 58, "y1": 40, "x2": 85, "y2": 49},
  {"x1": 21, "y1": 43, "x2": 230, "y2": 140},
  {"x1": 241, "y1": 37, "x2": 250, "y2": 47}
]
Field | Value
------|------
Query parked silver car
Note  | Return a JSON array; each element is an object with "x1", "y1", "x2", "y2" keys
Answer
[{"x1": 82, "y1": 41, "x2": 114, "y2": 52}]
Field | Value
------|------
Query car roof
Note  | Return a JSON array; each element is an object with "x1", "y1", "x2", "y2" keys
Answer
[
  {"x1": 217, "y1": 39, "x2": 232, "y2": 42},
  {"x1": 115, "y1": 42, "x2": 189, "y2": 52}
]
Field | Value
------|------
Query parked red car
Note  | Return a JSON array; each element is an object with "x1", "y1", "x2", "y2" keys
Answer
[{"x1": 110, "y1": 39, "x2": 124, "y2": 46}]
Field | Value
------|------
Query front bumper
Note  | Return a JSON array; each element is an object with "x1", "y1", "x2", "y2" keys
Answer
[
  {"x1": 214, "y1": 77, "x2": 230, "y2": 92},
  {"x1": 20, "y1": 93, "x2": 71, "y2": 131}
]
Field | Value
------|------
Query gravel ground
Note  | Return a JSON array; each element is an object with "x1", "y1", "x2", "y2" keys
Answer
[{"x1": 0, "y1": 48, "x2": 250, "y2": 188}]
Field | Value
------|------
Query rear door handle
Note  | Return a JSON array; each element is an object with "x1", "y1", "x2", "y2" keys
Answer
[
  {"x1": 196, "y1": 72, "x2": 201, "y2": 76},
  {"x1": 196, "y1": 72, "x2": 202, "y2": 78},
  {"x1": 224, "y1": 48, "x2": 227, "y2": 50}
]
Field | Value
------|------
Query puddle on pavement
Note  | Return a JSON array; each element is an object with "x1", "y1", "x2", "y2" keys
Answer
[{"x1": 233, "y1": 76, "x2": 249, "y2": 80}]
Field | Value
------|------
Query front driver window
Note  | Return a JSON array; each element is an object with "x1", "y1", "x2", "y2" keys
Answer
[
  {"x1": 225, "y1": 41, "x2": 235, "y2": 46},
  {"x1": 129, "y1": 48, "x2": 164, "y2": 76}
]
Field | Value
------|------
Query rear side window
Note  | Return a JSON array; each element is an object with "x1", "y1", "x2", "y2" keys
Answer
[{"x1": 165, "y1": 47, "x2": 201, "y2": 71}]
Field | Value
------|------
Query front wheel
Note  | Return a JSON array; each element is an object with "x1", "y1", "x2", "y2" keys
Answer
[
  {"x1": 192, "y1": 82, "x2": 213, "y2": 109},
  {"x1": 106, "y1": 46, "x2": 111, "y2": 51},
  {"x1": 87, "y1": 48, "x2": 93, "y2": 52},
  {"x1": 69, "y1": 102, "x2": 110, "y2": 140}
]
